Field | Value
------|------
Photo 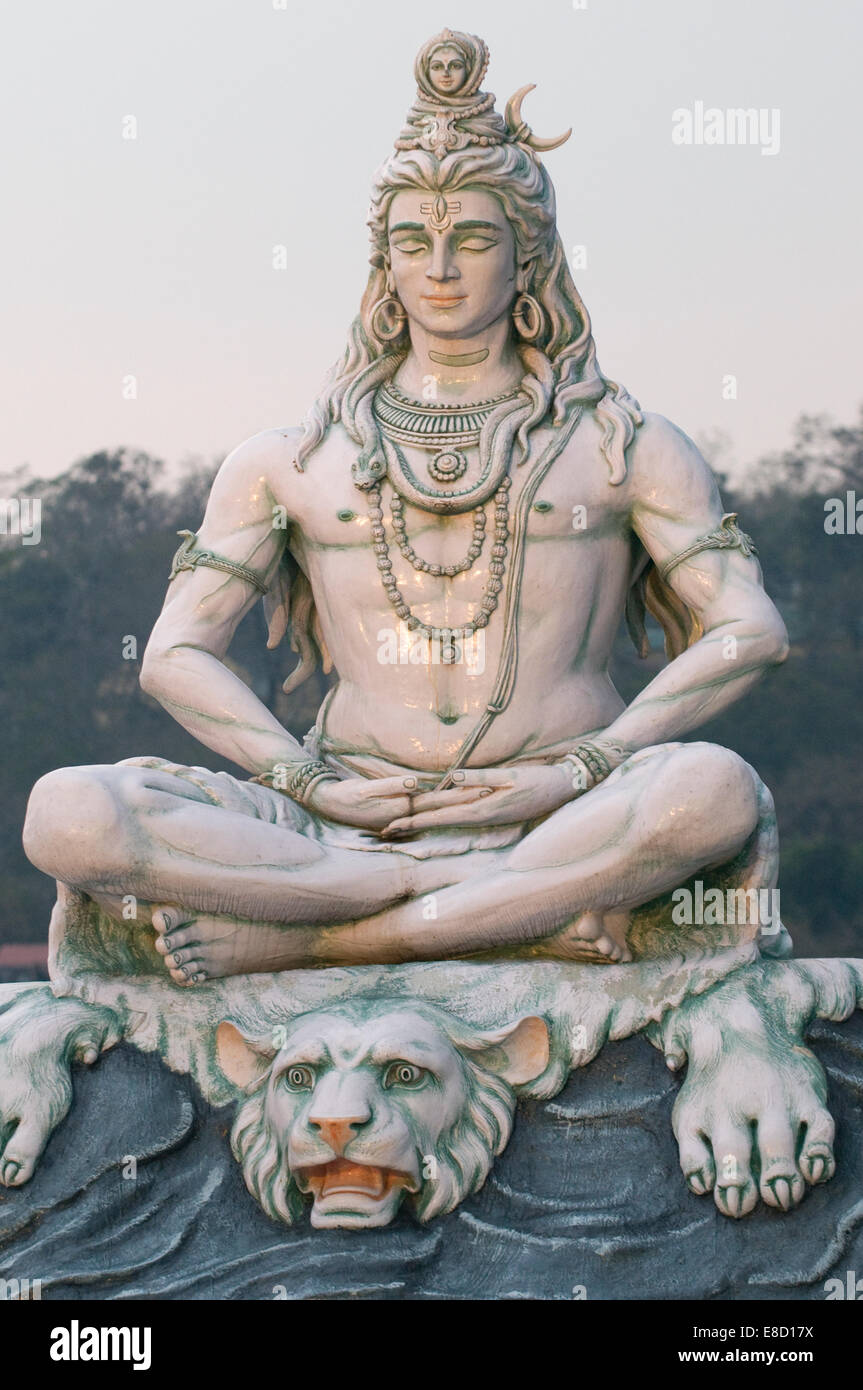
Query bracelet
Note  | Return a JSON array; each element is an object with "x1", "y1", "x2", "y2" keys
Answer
[
  {"x1": 558, "y1": 741, "x2": 614, "y2": 794},
  {"x1": 250, "y1": 760, "x2": 338, "y2": 805}
]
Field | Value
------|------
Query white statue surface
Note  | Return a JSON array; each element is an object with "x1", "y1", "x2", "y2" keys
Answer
[{"x1": 7, "y1": 30, "x2": 863, "y2": 1246}]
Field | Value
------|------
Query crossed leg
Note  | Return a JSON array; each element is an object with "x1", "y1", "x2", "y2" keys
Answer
[{"x1": 24, "y1": 742, "x2": 760, "y2": 982}]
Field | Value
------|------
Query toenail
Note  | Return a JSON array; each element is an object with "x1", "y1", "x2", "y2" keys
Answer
[
  {"x1": 193, "y1": 972, "x2": 207, "y2": 983},
  {"x1": 173, "y1": 953, "x2": 183, "y2": 967},
  {"x1": 2, "y1": 1161, "x2": 20, "y2": 1185}
]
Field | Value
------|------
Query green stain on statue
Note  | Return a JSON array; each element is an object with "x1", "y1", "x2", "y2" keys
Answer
[
  {"x1": 337, "y1": 510, "x2": 356, "y2": 522},
  {"x1": 533, "y1": 500, "x2": 554, "y2": 513}
]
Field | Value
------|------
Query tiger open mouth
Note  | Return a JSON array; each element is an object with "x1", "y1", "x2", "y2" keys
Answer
[{"x1": 299, "y1": 1159, "x2": 416, "y2": 1202}]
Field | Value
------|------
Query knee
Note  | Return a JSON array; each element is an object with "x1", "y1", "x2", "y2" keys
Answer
[
  {"x1": 23, "y1": 766, "x2": 126, "y2": 882},
  {"x1": 653, "y1": 743, "x2": 758, "y2": 854}
]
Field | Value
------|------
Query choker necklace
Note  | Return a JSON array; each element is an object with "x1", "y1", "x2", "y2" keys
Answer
[
  {"x1": 376, "y1": 380, "x2": 521, "y2": 448},
  {"x1": 428, "y1": 348, "x2": 490, "y2": 367},
  {"x1": 367, "y1": 478, "x2": 511, "y2": 658},
  {"x1": 373, "y1": 381, "x2": 526, "y2": 515}
]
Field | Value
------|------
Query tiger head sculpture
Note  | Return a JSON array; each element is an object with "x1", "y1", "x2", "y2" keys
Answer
[{"x1": 216, "y1": 1001, "x2": 550, "y2": 1229}]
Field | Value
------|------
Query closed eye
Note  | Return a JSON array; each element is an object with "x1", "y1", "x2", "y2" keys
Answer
[
  {"x1": 457, "y1": 235, "x2": 500, "y2": 252},
  {"x1": 392, "y1": 238, "x2": 429, "y2": 255}
]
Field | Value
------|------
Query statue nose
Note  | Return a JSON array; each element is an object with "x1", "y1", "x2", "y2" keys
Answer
[{"x1": 309, "y1": 1115, "x2": 368, "y2": 1156}]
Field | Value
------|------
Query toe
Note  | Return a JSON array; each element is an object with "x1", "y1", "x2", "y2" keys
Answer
[
  {"x1": 676, "y1": 1127, "x2": 716, "y2": 1195},
  {"x1": 165, "y1": 946, "x2": 197, "y2": 969},
  {"x1": 755, "y1": 1115, "x2": 805, "y2": 1210},
  {"x1": 152, "y1": 906, "x2": 196, "y2": 936},
  {"x1": 711, "y1": 1124, "x2": 757, "y2": 1218},
  {"x1": 0, "y1": 1117, "x2": 52, "y2": 1186},
  {"x1": 159, "y1": 926, "x2": 197, "y2": 954},
  {"x1": 799, "y1": 1108, "x2": 836, "y2": 1185},
  {"x1": 168, "y1": 961, "x2": 208, "y2": 987}
]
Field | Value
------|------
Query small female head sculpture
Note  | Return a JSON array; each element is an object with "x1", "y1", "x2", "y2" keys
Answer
[{"x1": 414, "y1": 29, "x2": 488, "y2": 105}]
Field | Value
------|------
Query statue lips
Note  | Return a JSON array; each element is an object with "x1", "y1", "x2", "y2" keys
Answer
[
  {"x1": 302, "y1": 1159, "x2": 415, "y2": 1202},
  {"x1": 422, "y1": 294, "x2": 468, "y2": 308}
]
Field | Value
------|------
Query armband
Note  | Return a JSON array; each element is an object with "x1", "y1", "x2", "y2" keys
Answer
[
  {"x1": 169, "y1": 531, "x2": 270, "y2": 594},
  {"x1": 659, "y1": 513, "x2": 757, "y2": 584}
]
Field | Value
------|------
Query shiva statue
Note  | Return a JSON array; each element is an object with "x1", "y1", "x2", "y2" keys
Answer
[{"x1": 9, "y1": 31, "x2": 862, "y2": 1231}]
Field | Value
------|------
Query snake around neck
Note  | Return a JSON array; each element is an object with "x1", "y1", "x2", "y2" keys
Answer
[{"x1": 370, "y1": 381, "x2": 531, "y2": 514}]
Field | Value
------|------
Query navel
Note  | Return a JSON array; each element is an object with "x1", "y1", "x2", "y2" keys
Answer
[{"x1": 337, "y1": 509, "x2": 356, "y2": 523}]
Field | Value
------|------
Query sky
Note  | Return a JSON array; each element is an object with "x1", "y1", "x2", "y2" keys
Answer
[{"x1": 2, "y1": 0, "x2": 861, "y2": 484}]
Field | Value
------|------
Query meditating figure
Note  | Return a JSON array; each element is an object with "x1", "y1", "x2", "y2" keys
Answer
[{"x1": 23, "y1": 29, "x2": 788, "y2": 984}]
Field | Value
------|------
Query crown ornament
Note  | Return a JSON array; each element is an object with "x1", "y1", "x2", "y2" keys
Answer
[{"x1": 394, "y1": 29, "x2": 571, "y2": 162}]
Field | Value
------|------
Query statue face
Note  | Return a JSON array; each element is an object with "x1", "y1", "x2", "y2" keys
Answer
[
  {"x1": 387, "y1": 187, "x2": 519, "y2": 341},
  {"x1": 266, "y1": 1010, "x2": 476, "y2": 1228},
  {"x1": 427, "y1": 46, "x2": 467, "y2": 96}
]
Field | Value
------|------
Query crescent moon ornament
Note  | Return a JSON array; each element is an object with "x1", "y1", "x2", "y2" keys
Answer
[{"x1": 505, "y1": 84, "x2": 572, "y2": 152}]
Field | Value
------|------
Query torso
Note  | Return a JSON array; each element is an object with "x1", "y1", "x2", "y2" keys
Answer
[{"x1": 277, "y1": 411, "x2": 640, "y2": 771}]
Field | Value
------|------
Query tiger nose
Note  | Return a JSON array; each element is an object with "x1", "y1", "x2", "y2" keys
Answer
[{"x1": 309, "y1": 1115, "x2": 368, "y2": 1156}]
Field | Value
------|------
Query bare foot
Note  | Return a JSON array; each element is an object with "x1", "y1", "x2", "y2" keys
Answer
[
  {"x1": 151, "y1": 907, "x2": 314, "y2": 984},
  {"x1": 531, "y1": 911, "x2": 632, "y2": 964}
]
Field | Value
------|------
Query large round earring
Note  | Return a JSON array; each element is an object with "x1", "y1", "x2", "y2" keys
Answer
[
  {"x1": 512, "y1": 292, "x2": 544, "y2": 342},
  {"x1": 371, "y1": 295, "x2": 408, "y2": 342}
]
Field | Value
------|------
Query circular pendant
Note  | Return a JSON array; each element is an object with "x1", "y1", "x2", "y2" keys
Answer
[
  {"x1": 428, "y1": 450, "x2": 469, "y2": 484},
  {"x1": 440, "y1": 631, "x2": 459, "y2": 664},
  {"x1": 380, "y1": 435, "x2": 510, "y2": 514}
]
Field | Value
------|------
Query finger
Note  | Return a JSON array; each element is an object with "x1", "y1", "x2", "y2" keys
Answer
[
  {"x1": 382, "y1": 804, "x2": 494, "y2": 835},
  {"x1": 358, "y1": 775, "x2": 442, "y2": 799},
  {"x1": 446, "y1": 768, "x2": 512, "y2": 787},
  {"x1": 409, "y1": 788, "x2": 495, "y2": 812}
]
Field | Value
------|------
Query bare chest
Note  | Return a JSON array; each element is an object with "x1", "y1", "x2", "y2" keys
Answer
[{"x1": 283, "y1": 420, "x2": 632, "y2": 565}]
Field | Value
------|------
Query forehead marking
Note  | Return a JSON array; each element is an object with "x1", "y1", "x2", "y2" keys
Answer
[{"x1": 420, "y1": 195, "x2": 462, "y2": 233}]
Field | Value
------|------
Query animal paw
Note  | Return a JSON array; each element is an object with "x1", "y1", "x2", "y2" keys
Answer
[
  {"x1": 650, "y1": 963, "x2": 838, "y2": 1218},
  {"x1": 0, "y1": 986, "x2": 120, "y2": 1187}
]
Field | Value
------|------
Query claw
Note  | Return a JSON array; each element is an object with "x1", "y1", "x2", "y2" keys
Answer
[
  {"x1": 802, "y1": 1149, "x2": 834, "y2": 1185},
  {"x1": 718, "y1": 1182, "x2": 754, "y2": 1218}
]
